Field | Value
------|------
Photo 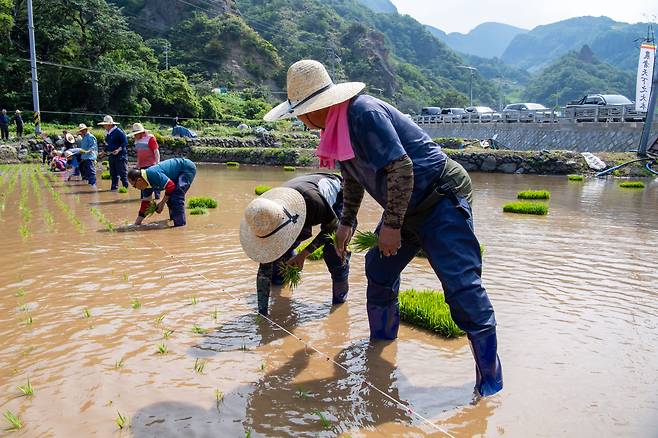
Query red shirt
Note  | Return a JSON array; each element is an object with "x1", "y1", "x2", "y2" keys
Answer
[{"x1": 135, "y1": 134, "x2": 159, "y2": 168}]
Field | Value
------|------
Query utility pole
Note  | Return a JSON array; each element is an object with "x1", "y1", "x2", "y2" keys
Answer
[
  {"x1": 458, "y1": 66, "x2": 478, "y2": 106},
  {"x1": 27, "y1": 0, "x2": 41, "y2": 134},
  {"x1": 164, "y1": 42, "x2": 170, "y2": 70}
]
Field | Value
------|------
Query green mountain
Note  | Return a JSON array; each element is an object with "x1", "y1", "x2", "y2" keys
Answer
[
  {"x1": 502, "y1": 16, "x2": 649, "y2": 73},
  {"x1": 442, "y1": 22, "x2": 527, "y2": 58},
  {"x1": 523, "y1": 46, "x2": 634, "y2": 106},
  {"x1": 425, "y1": 24, "x2": 446, "y2": 41},
  {"x1": 356, "y1": 0, "x2": 397, "y2": 13}
]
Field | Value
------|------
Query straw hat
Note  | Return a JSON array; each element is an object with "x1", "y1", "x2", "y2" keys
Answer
[
  {"x1": 240, "y1": 188, "x2": 306, "y2": 263},
  {"x1": 64, "y1": 150, "x2": 73, "y2": 158},
  {"x1": 76, "y1": 124, "x2": 90, "y2": 134},
  {"x1": 97, "y1": 115, "x2": 119, "y2": 126},
  {"x1": 127, "y1": 122, "x2": 147, "y2": 137},
  {"x1": 65, "y1": 133, "x2": 75, "y2": 143},
  {"x1": 263, "y1": 60, "x2": 365, "y2": 122},
  {"x1": 15, "y1": 110, "x2": 21, "y2": 114}
]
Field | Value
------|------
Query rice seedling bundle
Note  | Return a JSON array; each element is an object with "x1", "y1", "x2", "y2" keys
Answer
[
  {"x1": 189, "y1": 207, "x2": 207, "y2": 215},
  {"x1": 144, "y1": 201, "x2": 158, "y2": 217},
  {"x1": 351, "y1": 230, "x2": 379, "y2": 253},
  {"x1": 283, "y1": 166, "x2": 296, "y2": 172},
  {"x1": 254, "y1": 185, "x2": 271, "y2": 195},
  {"x1": 226, "y1": 162, "x2": 240, "y2": 168},
  {"x1": 278, "y1": 262, "x2": 301, "y2": 289},
  {"x1": 517, "y1": 189, "x2": 550, "y2": 200},
  {"x1": 188, "y1": 197, "x2": 218, "y2": 209},
  {"x1": 567, "y1": 174, "x2": 584, "y2": 181},
  {"x1": 399, "y1": 289, "x2": 464, "y2": 338},
  {"x1": 295, "y1": 240, "x2": 324, "y2": 261},
  {"x1": 502, "y1": 201, "x2": 548, "y2": 215},
  {"x1": 17, "y1": 378, "x2": 34, "y2": 396},
  {"x1": 3, "y1": 410, "x2": 22, "y2": 430},
  {"x1": 619, "y1": 181, "x2": 645, "y2": 189},
  {"x1": 117, "y1": 187, "x2": 128, "y2": 193},
  {"x1": 101, "y1": 171, "x2": 111, "y2": 180}
]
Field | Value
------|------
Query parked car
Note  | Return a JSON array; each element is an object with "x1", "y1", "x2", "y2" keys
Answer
[
  {"x1": 465, "y1": 106, "x2": 501, "y2": 122},
  {"x1": 502, "y1": 103, "x2": 556, "y2": 123},
  {"x1": 565, "y1": 94, "x2": 645, "y2": 122},
  {"x1": 420, "y1": 107, "x2": 441, "y2": 115},
  {"x1": 440, "y1": 107, "x2": 467, "y2": 122}
]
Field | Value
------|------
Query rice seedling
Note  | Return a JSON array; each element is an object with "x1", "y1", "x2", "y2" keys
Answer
[
  {"x1": 226, "y1": 162, "x2": 240, "y2": 168},
  {"x1": 314, "y1": 410, "x2": 331, "y2": 430},
  {"x1": 517, "y1": 190, "x2": 550, "y2": 200},
  {"x1": 283, "y1": 166, "x2": 296, "y2": 172},
  {"x1": 15, "y1": 288, "x2": 25, "y2": 298},
  {"x1": 131, "y1": 298, "x2": 141, "y2": 309},
  {"x1": 114, "y1": 358, "x2": 125, "y2": 369},
  {"x1": 193, "y1": 358, "x2": 207, "y2": 374},
  {"x1": 351, "y1": 230, "x2": 379, "y2": 252},
  {"x1": 101, "y1": 171, "x2": 111, "y2": 180},
  {"x1": 82, "y1": 308, "x2": 91, "y2": 319},
  {"x1": 567, "y1": 174, "x2": 584, "y2": 181},
  {"x1": 399, "y1": 289, "x2": 464, "y2": 338},
  {"x1": 156, "y1": 342, "x2": 168, "y2": 355},
  {"x1": 117, "y1": 187, "x2": 128, "y2": 193},
  {"x1": 260, "y1": 361, "x2": 266, "y2": 371},
  {"x1": 115, "y1": 411, "x2": 128, "y2": 429},
  {"x1": 619, "y1": 181, "x2": 645, "y2": 189},
  {"x1": 3, "y1": 410, "x2": 22, "y2": 430},
  {"x1": 17, "y1": 378, "x2": 34, "y2": 396},
  {"x1": 144, "y1": 201, "x2": 158, "y2": 217},
  {"x1": 189, "y1": 207, "x2": 207, "y2": 215},
  {"x1": 19, "y1": 224, "x2": 30, "y2": 239},
  {"x1": 254, "y1": 185, "x2": 271, "y2": 195},
  {"x1": 17, "y1": 303, "x2": 28, "y2": 312},
  {"x1": 245, "y1": 428, "x2": 251, "y2": 438},
  {"x1": 239, "y1": 343, "x2": 248, "y2": 352},
  {"x1": 24, "y1": 315, "x2": 33, "y2": 325},
  {"x1": 295, "y1": 240, "x2": 324, "y2": 261},
  {"x1": 155, "y1": 313, "x2": 166, "y2": 325},
  {"x1": 296, "y1": 388, "x2": 311, "y2": 399},
  {"x1": 192, "y1": 324, "x2": 207, "y2": 335},
  {"x1": 211, "y1": 308, "x2": 218, "y2": 322},
  {"x1": 187, "y1": 197, "x2": 218, "y2": 209},
  {"x1": 277, "y1": 262, "x2": 301, "y2": 289},
  {"x1": 162, "y1": 329, "x2": 174, "y2": 339},
  {"x1": 502, "y1": 201, "x2": 549, "y2": 215},
  {"x1": 215, "y1": 388, "x2": 224, "y2": 413},
  {"x1": 190, "y1": 296, "x2": 198, "y2": 305},
  {"x1": 122, "y1": 272, "x2": 129, "y2": 281}
]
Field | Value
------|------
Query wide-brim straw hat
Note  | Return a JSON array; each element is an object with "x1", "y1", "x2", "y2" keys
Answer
[
  {"x1": 97, "y1": 115, "x2": 119, "y2": 126},
  {"x1": 76, "y1": 124, "x2": 89, "y2": 134},
  {"x1": 240, "y1": 187, "x2": 306, "y2": 263},
  {"x1": 65, "y1": 133, "x2": 75, "y2": 143},
  {"x1": 263, "y1": 60, "x2": 365, "y2": 122},
  {"x1": 127, "y1": 122, "x2": 147, "y2": 137}
]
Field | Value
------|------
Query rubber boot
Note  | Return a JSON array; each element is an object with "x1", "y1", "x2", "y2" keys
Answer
[
  {"x1": 469, "y1": 330, "x2": 503, "y2": 397},
  {"x1": 366, "y1": 301, "x2": 400, "y2": 340},
  {"x1": 332, "y1": 279, "x2": 349, "y2": 304}
]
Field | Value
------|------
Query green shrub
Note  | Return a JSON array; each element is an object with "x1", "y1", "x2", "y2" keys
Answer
[
  {"x1": 118, "y1": 187, "x2": 128, "y2": 193},
  {"x1": 502, "y1": 201, "x2": 549, "y2": 215},
  {"x1": 189, "y1": 207, "x2": 207, "y2": 215},
  {"x1": 101, "y1": 171, "x2": 111, "y2": 180},
  {"x1": 188, "y1": 197, "x2": 218, "y2": 209},
  {"x1": 619, "y1": 181, "x2": 645, "y2": 189},
  {"x1": 517, "y1": 190, "x2": 550, "y2": 200},
  {"x1": 283, "y1": 166, "x2": 296, "y2": 172},
  {"x1": 399, "y1": 289, "x2": 464, "y2": 338},
  {"x1": 295, "y1": 240, "x2": 324, "y2": 261},
  {"x1": 226, "y1": 162, "x2": 240, "y2": 168},
  {"x1": 254, "y1": 185, "x2": 272, "y2": 195},
  {"x1": 567, "y1": 174, "x2": 583, "y2": 181}
]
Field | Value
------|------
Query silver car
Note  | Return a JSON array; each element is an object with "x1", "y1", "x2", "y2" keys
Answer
[{"x1": 465, "y1": 106, "x2": 501, "y2": 122}]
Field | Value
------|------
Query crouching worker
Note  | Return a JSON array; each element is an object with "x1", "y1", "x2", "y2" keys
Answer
[
  {"x1": 128, "y1": 158, "x2": 197, "y2": 227},
  {"x1": 263, "y1": 60, "x2": 502, "y2": 398},
  {"x1": 239, "y1": 173, "x2": 351, "y2": 316}
]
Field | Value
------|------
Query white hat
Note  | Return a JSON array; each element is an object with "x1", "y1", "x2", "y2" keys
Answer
[
  {"x1": 127, "y1": 122, "x2": 147, "y2": 137},
  {"x1": 64, "y1": 150, "x2": 73, "y2": 158},
  {"x1": 97, "y1": 115, "x2": 119, "y2": 126},
  {"x1": 76, "y1": 124, "x2": 90, "y2": 134},
  {"x1": 240, "y1": 188, "x2": 306, "y2": 263},
  {"x1": 263, "y1": 60, "x2": 365, "y2": 122},
  {"x1": 65, "y1": 133, "x2": 75, "y2": 143}
]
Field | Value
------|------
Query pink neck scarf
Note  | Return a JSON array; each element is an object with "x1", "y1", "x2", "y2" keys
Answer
[{"x1": 316, "y1": 101, "x2": 354, "y2": 169}]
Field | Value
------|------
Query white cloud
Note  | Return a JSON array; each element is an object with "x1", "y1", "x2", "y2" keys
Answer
[{"x1": 390, "y1": 0, "x2": 658, "y2": 33}]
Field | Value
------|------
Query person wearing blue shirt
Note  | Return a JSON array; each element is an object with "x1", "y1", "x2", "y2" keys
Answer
[
  {"x1": 263, "y1": 60, "x2": 503, "y2": 398},
  {"x1": 0, "y1": 109, "x2": 9, "y2": 141},
  {"x1": 75, "y1": 124, "x2": 98, "y2": 188},
  {"x1": 98, "y1": 115, "x2": 128, "y2": 191},
  {"x1": 128, "y1": 158, "x2": 197, "y2": 227}
]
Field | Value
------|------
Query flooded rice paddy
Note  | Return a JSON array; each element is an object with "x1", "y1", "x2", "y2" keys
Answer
[{"x1": 0, "y1": 163, "x2": 656, "y2": 437}]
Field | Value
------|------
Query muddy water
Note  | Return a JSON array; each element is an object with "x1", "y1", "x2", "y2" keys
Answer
[{"x1": 0, "y1": 164, "x2": 656, "y2": 437}]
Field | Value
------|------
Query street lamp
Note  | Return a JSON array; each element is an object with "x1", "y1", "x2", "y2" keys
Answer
[{"x1": 458, "y1": 66, "x2": 478, "y2": 107}]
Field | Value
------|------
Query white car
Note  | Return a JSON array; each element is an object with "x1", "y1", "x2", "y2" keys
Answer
[{"x1": 465, "y1": 106, "x2": 501, "y2": 122}]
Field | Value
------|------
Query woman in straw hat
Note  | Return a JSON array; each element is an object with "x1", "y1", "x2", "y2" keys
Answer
[
  {"x1": 240, "y1": 173, "x2": 352, "y2": 316},
  {"x1": 127, "y1": 123, "x2": 162, "y2": 220},
  {"x1": 98, "y1": 115, "x2": 129, "y2": 191},
  {"x1": 264, "y1": 59, "x2": 502, "y2": 397}
]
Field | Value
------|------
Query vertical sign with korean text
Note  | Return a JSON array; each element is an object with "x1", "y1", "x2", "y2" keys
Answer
[{"x1": 636, "y1": 43, "x2": 656, "y2": 113}]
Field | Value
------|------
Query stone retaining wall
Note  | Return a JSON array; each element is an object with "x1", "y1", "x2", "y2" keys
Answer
[{"x1": 421, "y1": 121, "x2": 658, "y2": 152}]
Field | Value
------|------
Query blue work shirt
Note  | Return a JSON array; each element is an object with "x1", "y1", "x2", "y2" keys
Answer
[
  {"x1": 0, "y1": 115, "x2": 9, "y2": 125},
  {"x1": 340, "y1": 95, "x2": 447, "y2": 210},
  {"x1": 80, "y1": 133, "x2": 98, "y2": 161},
  {"x1": 104, "y1": 126, "x2": 128, "y2": 159},
  {"x1": 145, "y1": 158, "x2": 197, "y2": 191}
]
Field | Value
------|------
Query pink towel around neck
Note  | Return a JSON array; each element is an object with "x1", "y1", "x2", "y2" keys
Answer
[{"x1": 316, "y1": 101, "x2": 354, "y2": 169}]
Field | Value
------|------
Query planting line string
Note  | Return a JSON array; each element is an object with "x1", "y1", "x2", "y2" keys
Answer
[{"x1": 140, "y1": 234, "x2": 456, "y2": 438}]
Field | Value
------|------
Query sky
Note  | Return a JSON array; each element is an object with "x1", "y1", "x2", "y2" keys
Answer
[{"x1": 390, "y1": 0, "x2": 658, "y2": 34}]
